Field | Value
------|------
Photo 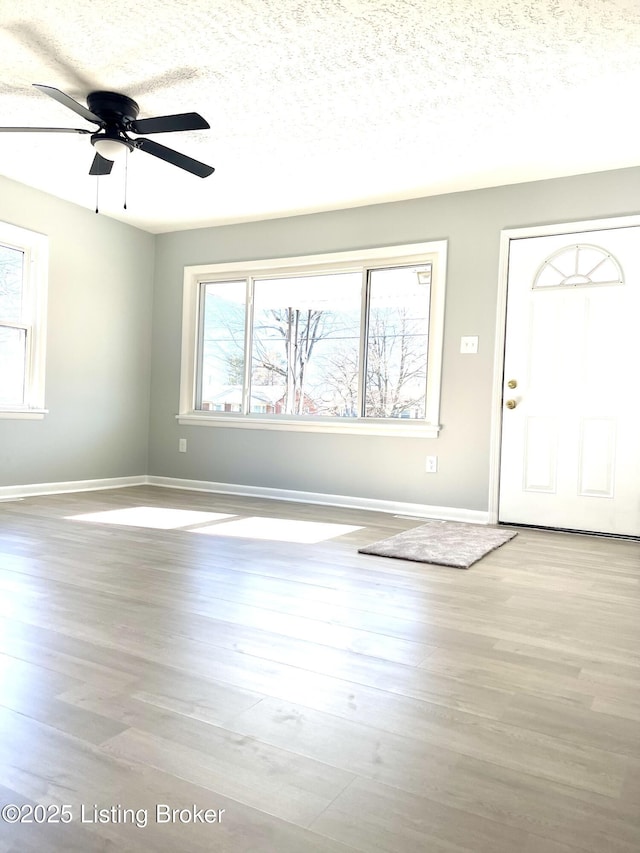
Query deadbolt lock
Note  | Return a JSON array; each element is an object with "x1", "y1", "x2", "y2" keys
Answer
[
  {"x1": 506, "y1": 399, "x2": 517, "y2": 409},
  {"x1": 507, "y1": 379, "x2": 517, "y2": 389}
]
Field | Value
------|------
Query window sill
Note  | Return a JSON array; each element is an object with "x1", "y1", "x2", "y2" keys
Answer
[
  {"x1": 176, "y1": 412, "x2": 441, "y2": 437},
  {"x1": 0, "y1": 409, "x2": 48, "y2": 420}
]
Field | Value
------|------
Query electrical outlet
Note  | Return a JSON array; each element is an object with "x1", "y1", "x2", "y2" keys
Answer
[
  {"x1": 178, "y1": 438, "x2": 187, "y2": 453},
  {"x1": 425, "y1": 455, "x2": 438, "y2": 473},
  {"x1": 460, "y1": 335, "x2": 479, "y2": 354}
]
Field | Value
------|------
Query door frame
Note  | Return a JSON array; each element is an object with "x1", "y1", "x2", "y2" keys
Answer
[{"x1": 487, "y1": 213, "x2": 640, "y2": 526}]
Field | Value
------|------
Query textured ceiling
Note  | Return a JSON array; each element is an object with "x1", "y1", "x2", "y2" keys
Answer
[{"x1": 0, "y1": 0, "x2": 639, "y2": 233}]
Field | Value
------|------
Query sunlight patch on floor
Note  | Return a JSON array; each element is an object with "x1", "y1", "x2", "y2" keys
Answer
[
  {"x1": 66, "y1": 506, "x2": 234, "y2": 530},
  {"x1": 191, "y1": 516, "x2": 363, "y2": 544}
]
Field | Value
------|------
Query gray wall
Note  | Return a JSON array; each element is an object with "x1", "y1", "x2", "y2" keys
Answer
[
  {"x1": 149, "y1": 166, "x2": 640, "y2": 511},
  {"x1": 0, "y1": 175, "x2": 155, "y2": 487},
  {"x1": 3, "y1": 166, "x2": 638, "y2": 509}
]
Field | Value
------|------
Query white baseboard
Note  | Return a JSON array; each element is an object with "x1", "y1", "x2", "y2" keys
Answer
[
  {"x1": 147, "y1": 476, "x2": 490, "y2": 524},
  {"x1": 0, "y1": 475, "x2": 147, "y2": 500},
  {"x1": 0, "y1": 474, "x2": 489, "y2": 524}
]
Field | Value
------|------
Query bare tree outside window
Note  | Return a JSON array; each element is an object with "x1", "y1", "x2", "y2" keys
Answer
[
  {"x1": 364, "y1": 266, "x2": 430, "y2": 419},
  {"x1": 196, "y1": 262, "x2": 432, "y2": 420},
  {"x1": 251, "y1": 273, "x2": 361, "y2": 415}
]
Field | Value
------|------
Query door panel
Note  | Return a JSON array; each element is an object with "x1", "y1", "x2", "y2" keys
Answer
[
  {"x1": 523, "y1": 417, "x2": 558, "y2": 493},
  {"x1": 578, "y1": 417, "x2": 616, "y2": 498},
  {"x1": 499, "y1": 225, "x2": 640, "y2": 536}
]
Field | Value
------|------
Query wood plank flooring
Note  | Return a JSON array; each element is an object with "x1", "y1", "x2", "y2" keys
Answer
[{"x1": 0, "y1": 485, "x2": 638, "y2": 852}]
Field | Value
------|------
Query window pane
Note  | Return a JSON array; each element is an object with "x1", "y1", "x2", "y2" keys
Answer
[
  {"x1": 533, "y1": 244, "x2": 624, "y2": 288},
  {"x1": 0, "y1": 326, "x2": 26, "y2": 405},
  {"x1": 198, "y1": 280, "x2": 246, "y2": 412},
  {"x1": 365, "y1": 265, "x2": 431, "y2": 419},
  {"x1": 251, "y1": 272, "x2": 361, "y2": 416},
  {"x1": 0, "y1": 245, "x2": 24, "y2": 323}
]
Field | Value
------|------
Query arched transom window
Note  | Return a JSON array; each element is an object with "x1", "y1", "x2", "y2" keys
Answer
[{"x1": 533, "y1": 243, "x2": 624, "y2": 289}]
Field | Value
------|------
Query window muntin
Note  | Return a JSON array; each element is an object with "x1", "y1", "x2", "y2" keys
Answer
[
  {"x1": 0, "y1": 224, "x2": 48, "y2": 416},
  {"x1": 180, "y1": 242, "x2": 446, "y2": 435},
  {"x1": 533, "y1": 244, "x2": 623, "y2": 289}
]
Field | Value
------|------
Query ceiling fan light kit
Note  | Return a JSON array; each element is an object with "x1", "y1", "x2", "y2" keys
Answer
[
  {"x1": 0, "y1": 83, "x2": 215, "y2": 182},
  {"x1": 91, "y1": 132, "x2": 133, "y2": 161}
]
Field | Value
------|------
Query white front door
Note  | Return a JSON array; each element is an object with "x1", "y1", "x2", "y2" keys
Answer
[{"x1": 499, "y1": 223, "x2": 640, "y2": 537}]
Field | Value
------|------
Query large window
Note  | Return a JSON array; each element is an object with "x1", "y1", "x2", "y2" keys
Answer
[
  {"x1": 179, "y1": 242, "x2": 446, "y2": 436},
  {"x1": 0, "y1": 222, "x2": 48, "y2": 418}
]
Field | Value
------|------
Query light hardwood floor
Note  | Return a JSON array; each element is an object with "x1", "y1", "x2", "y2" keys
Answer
[{"x1": 0, "y1": 485, "x2": 638, "y2": 852}]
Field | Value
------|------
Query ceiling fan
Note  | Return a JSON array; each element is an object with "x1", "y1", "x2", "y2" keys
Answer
[{"x1": 0, "y1": 84, "x2": 214, "y2": 178}]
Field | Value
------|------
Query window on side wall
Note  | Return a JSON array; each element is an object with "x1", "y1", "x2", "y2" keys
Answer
[
  {"x1": 179, "y1": 242, "x2": 446, "y2": 437},
  {"x1": 0, "y1": 222, "x2": 49, "y2": 418}
]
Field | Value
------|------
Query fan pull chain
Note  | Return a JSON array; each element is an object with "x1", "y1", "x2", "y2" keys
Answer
[
  {"x1": 123, "y1": 147, "x2": 128, "y2": 210},
  {"x1": 95, "y1": 176, "x2": 99, "y2": 214}
]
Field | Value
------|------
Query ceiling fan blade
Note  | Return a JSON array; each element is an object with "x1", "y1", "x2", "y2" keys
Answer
[
  {"x1": 33, "y1": 84, "x2": 102, "y2": 125},
  {"x1": 0, "y1": 126, "x2": 91, "y2": 134},
  {"x1": 129, "y1": 112, "x2": 210, "y2": 135},
  {"x1": 89, "y1": 152, "x2": 114, "y2": 176},
  {"x1": 135, "y1": 137, "x2": 214, "y2": 178}
]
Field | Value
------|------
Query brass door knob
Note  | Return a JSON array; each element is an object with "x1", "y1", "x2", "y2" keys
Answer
[
  {"x1": 507, "y1": 379, "x2": 517, "y2": 389},
  {"x1": 506, "y1": 399, "x2": 517, "y2": 409}
]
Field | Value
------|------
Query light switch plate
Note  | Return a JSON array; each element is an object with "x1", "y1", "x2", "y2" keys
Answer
[{"x1": 460, "y1": 335, "x2": 479, "y2": 354}]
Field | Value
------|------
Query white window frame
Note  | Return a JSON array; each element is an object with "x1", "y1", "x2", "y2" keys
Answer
[
  {"x1": 178, "y1": 241, "x2": 447, "y2": 437},
  {"x1": 0, "y1": 221, "x2": 49, "y2": 419}
]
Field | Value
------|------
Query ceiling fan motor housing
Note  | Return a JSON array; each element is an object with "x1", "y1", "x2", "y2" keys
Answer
[
  {"x1": 87, "y1": 92, "x2": 139, "y2": 159},
  {"x1": 86, "y1": 91, "x2": 140, "y2": 125}
]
